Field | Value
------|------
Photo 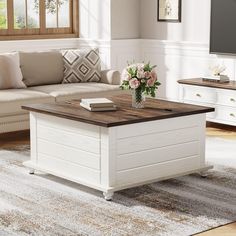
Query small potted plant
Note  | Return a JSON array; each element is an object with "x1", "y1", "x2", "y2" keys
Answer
[{"x1": 120, "y1": 62, "x2": 161, "y2": 108}]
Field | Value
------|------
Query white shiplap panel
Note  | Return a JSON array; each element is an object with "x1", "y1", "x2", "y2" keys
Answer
[
  {"x1": 117, "y1": 141, "x2": 199, "y2": 171},
  {"x1": 116, "y1": 156, "x2": 200, "y2": 186},
  {"x1": 37, "y1": 125, "x2": 100, "y2": 154},
  {"x1": 36, "y1": 113, "x2": 100, "y2": 138},
  {"x1": 38, "y1": 139, "x2": 100, "y2": 170},
  {"x1": 37, "y1": 153, "x2": 100, "y2": 185},
  {"x1": 117, "y1": 126, "x2": 199, "y2": 155},
  {"x1": 117, "y1": 115, "x2": 201, "y2": 139}
]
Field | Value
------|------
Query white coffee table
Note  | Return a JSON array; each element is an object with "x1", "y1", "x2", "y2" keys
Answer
[{"x1": 22, "y1": 95, "x2": 214, "y2": 200}]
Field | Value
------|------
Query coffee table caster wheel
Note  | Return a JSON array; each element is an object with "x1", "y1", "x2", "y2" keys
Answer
[
  {"x1": 199, "y1": 171, "x2": 208, "y2": 178},
  {"x1": 103, "y1": 192, "x2": 114, "y2": 201},
  {"x1": 29, "y1": 169, "x2": 35, "y2": 175}
]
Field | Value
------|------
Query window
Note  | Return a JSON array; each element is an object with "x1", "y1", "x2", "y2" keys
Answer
[{"x1": 0, "y1": 0, "x2": 78, "y2": 39}]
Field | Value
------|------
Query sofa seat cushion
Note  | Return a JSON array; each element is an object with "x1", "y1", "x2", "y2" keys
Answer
[
  {"x1": 28, "y1": 83, "x2": 120, "y2": 102},
  {"x1": 0, "y1": 89, "x2": 55, "y2": 116}
]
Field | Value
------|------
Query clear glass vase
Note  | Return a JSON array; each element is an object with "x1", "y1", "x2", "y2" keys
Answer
[{"x1": 131, "y1": 88, "x2": 145, "y2": 108}]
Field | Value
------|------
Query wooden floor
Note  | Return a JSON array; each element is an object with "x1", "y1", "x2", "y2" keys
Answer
[
  {"x1": 196, "y1": 222, "x2": 236, "y2": 236},
  {"x1": 0, "y1": 125, "x2": 235, "y2": 236},
  {"x1": 0, "y1": 130, "x2": 30, "y2": 148}
]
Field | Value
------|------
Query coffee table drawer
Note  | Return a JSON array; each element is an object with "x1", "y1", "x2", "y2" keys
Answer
[
  {"x1": 216, "y1": 105, "x2": 236, "y2": 124},
  {"x1": 183, "y1": 85, "x2": 217, "y2": 104},
  {"x1": 217, "y1": 89, "x2": 236, "y2": 107}
]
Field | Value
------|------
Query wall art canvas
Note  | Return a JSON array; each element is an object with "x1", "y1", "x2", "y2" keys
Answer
[{"x1": 158, "y1": 0, "x2": 181, "y2": 22}]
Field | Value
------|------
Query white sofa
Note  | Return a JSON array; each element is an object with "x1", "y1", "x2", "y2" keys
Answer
[{"x1": 0, "y1": 51, "x2": 122, "y2": 134}]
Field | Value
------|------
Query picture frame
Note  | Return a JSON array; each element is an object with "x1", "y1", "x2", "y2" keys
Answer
[{"x1": 157, "y1": 0, "x2": 182, "y2": 22}]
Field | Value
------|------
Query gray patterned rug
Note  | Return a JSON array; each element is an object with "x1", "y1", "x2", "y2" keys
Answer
[{"x1": 0, "y1": 142, "x2": 236, "y2": 236}]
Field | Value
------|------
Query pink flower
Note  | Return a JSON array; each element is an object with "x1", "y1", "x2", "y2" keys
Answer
[
  {"x1": 129, "y1": 78, "x2": 140, "y2": 89},
  {"x1": 151, "y1": 70, "x2": 157, "y2": 80},
  {"x1": 147, "y1": 77, "x2": 157, "y2": 87},
  {"x1": 144, "y1": 71, "x2": 151, "y2": 78}
]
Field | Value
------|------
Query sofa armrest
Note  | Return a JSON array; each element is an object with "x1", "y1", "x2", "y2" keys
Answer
[{"x1": 100, "y1": 70, "x2": 121, "y2": 85}]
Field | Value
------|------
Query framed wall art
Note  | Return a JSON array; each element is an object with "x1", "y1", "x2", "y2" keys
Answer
[{"x1": 157, "y1": 0, "x2": 182, "y2": 22}]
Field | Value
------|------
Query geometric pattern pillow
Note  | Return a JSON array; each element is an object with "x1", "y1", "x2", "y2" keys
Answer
[{"x1": 61, "y1": 48, "x2": 101, "y2": 84}]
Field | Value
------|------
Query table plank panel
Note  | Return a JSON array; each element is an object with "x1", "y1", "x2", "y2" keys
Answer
[{"x1": 22, "y1": 94, "x2": 214, "y2": 127}]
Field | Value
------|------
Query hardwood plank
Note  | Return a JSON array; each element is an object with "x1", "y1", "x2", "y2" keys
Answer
[
  {"x1": 0, "y1": 130, "x2": 30, "y2": 148},
  {"x1": 178, "y1": 78, "x2": 236, "y2": 90},
  {"x1": 196, "y1": 222, "x2": 236, "y2": 236},
  {"x1": 22, "y1": 94, "x2": 214, "y2": 127},
  {"x1": 207, "y1": 121, "x2": 236, "y2": 132}
]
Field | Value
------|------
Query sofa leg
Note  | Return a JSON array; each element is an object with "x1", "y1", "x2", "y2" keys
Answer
[
  {"x1": 103, "y1": 192, "x2": 114, "y2": 201},
  {"x1": 29, "y1": 169, "x2": 35, "y2": 175}
]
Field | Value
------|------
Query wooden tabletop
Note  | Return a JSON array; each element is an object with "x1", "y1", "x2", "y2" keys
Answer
[
  {"x1": 22, "y1": 94, "x2": 214, "y2": 127},
  {"x1": 178, "y1": 78, "x2": 236, "y2": 90}
]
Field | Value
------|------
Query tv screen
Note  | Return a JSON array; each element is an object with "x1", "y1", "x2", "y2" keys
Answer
[{"x1": 210, "y1": 0, "x2": 236, "y2": 55}]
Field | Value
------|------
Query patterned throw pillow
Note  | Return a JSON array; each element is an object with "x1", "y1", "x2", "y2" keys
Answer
[{"x1": 61, "y1": 48, "x2": 101, "y2": 83}]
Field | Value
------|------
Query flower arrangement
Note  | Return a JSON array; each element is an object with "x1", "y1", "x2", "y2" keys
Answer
[
  {"x1": 209, "y1": 63, "x2": 226, "y2": 76},
  {"x1": 120, "y1": 62, "x2": 161, "y2": 98}
]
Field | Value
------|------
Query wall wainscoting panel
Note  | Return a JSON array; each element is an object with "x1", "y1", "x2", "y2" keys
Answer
[
  {"x1": 2, "y1": 38, "x2": 236, "y2": 102},
  {"x1": 140, "y1": 40, "x2": 236, "y2": 101}
]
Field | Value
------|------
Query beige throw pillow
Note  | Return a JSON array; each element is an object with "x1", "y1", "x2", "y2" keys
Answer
[
  {"x1": 19, "y1": 51, "x2": 64, "y2": 87},
  {"x1": 61, "y1": 48, "x2": 101, "y2": 84},
  {"x1": 0, "y1": 52, "x2": 26, "y2": 90}
]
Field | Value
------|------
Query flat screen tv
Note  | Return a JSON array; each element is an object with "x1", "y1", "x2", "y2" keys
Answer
[{"x1": 210, "y1": 0, "x2": 236, "y2": 55}]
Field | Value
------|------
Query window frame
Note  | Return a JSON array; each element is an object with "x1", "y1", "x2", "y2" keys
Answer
[{"x1": 0, "y1": 0, "x2": 79, "y2": 40}]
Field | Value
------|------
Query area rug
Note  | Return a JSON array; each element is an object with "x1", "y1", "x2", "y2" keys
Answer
[{"x1": 0, "y1": 141, "x2": 236, "y2": 236}]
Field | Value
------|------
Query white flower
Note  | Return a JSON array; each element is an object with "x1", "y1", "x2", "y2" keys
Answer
[
  {"x1": 122, "y1": 69, "x2": 131, "y2": 81},
  {"x1": 137, "y1": 68, "x2": 145, "y2": 79},
  {"x1": 209, "y1": 64, "x2": 226, "y2": 76}
]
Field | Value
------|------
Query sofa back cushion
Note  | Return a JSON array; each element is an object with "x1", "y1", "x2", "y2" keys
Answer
[
  {"x1": 19, "y1": 51, "x2": 64, "y2": 87},
  {"x1": 61, "y1": 48, "x2": 101, "y2": 84},
  {"x1": 0, "y1": 52, "x2": 26, "y2": 90}
]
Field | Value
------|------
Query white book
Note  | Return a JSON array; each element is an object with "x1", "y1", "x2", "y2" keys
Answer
[
  {"x1": 81, "y1": 98, "x2": 114, "y2": 108},
  {"x1": 80, "y1": 102, "x2": 117, "y2": 112}
]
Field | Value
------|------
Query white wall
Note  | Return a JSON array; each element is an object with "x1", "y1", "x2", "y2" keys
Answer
[
  {"x1": 79, "y1": 0, "x2": 140, "y2": 40},
  {"x1": 111, "y1": 0, "x2": 140, "y2": 39},
  {"x1": 79, "y1": 0, "x2": 111, "y2": 40},
  {"x1": 140, "y1": 0, "x2": 211, "y2": 43},
  {"x1": 138, "y1": 0, "x2": 236, "y2": 101}
]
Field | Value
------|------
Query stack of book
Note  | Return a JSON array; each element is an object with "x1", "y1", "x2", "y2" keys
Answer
[{"x1": 79, "y1": 98, "x2": 117, "y2": 111}]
